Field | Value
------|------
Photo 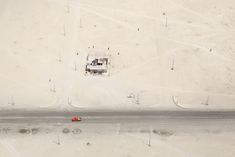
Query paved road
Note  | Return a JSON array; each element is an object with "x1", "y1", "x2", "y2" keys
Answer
[
  {"x1": 0, "y1": 110, "x2": 235, "y2": 124},
  {"x1": 0, "y1": 110, "x2": 235, "y2": 134}
]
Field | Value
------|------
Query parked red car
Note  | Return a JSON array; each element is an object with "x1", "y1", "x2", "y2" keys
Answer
[{"x1": 71, "y1": 116, "x2": 82, "y2": 122}]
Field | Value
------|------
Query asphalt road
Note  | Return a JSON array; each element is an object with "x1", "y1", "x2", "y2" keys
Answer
[
  {"x1": 0, "y1": 110, "x2": 235, "y2": 124},
  {"x1": 0, "y1": 110, "x2": 235, "y2": 134}
]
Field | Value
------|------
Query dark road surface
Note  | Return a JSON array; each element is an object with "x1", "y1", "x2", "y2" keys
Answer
[
  {"x1": 0, "y1": 110, "x2": 235, "y2": 124},
  {"x1": 1, "y1": 110, "x2": 235, "y2": 134}
]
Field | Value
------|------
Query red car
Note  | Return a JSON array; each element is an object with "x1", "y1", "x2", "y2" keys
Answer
[{"x1": 71, "y1": 116, "x2": 82, "y2": 122}]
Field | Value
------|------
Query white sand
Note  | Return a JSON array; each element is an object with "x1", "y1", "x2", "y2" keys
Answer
[
  {"x1": 0, "y1": 0, "x2": 235, "y2": 110},
  {"x1": 0, "y1": 123, "x2": 235, "y2": 157}
]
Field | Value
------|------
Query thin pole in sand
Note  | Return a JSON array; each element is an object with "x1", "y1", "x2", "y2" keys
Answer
[{"x1": 163, "y1": 12, "x2": 168, "y2": 28}]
